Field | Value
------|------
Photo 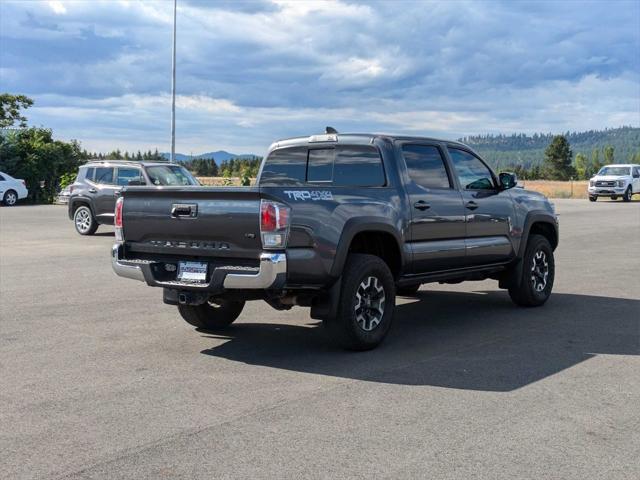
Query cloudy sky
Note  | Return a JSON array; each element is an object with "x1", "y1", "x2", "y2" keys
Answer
[{"x1": 1, "y1": 0, "x2": 638, "y2": 155}]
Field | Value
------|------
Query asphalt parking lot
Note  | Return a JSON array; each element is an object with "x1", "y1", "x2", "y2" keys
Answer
[{"x1": 1, "y1": 199, "x2": 638, "y2": 479}]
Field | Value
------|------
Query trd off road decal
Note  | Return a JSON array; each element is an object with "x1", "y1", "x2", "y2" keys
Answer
[{"x1": 283, "y1": 190, "x2": 333, "y2": 201}]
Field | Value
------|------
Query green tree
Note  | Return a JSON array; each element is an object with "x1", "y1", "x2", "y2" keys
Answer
[
  {"x1": 574, "y1": 153, "x2": 589, "y2": 180},
  {"x1": 0, "y1": 93, "x2": 34, "y2": 128},
  {"x1": 543, "y1": 135, "x2": 575, "y2": 180},
  {"x1": 0, "y1": 128, "x2": 85, "y2": 203},
  {"x1": 603, "y1": 145, "x2": 614, "y2": 165}
]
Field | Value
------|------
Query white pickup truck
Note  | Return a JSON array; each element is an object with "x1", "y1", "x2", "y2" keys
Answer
[{"x1": 588, "y1": 164, "x2": 640, "y2": 202}]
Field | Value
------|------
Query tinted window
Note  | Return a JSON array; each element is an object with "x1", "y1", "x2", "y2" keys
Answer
[
  {"x1": 94, "y1": 167, "x2": 114, "y2": 185},
  {"x1": 307, "y1": 149, "x2": 334, "y2": 182},
  {"x1": 85, "y1": 167, "x2": 95, "y2": 181},
  {"x1": 0, "y1": 174, "x2": 5, "y2": 181},
  {"x1": 145, "y1": 165, "x2": 197, "y2": 186},
  {"x1": 633, "y1": 167, "x2": 640, "y2": 177},
  {"x1": 448, "y1": 148, "x2": 495, "y2": 190},
  {"x1": 260, "y1": 147, "x2": 307, "y2": 185},
  {"x1": 334, "y1": 146, "x2": 385, "y2": 187},
  {"x1": 402, "y1": 145, "x2": 451, "y2": 189},
  {"x1": 116, "y1": 168, "x2": 144, "y2": 186}
]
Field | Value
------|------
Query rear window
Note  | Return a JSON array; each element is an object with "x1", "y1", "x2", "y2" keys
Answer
[
  {"x1": 307, "y1": 149, "x2": 334, "y2": 182},
  {"x1": 260, "y1": 147, "x2": 307, "y2": 185},
  {"x1": 260, "y1": 145, "x2": 385, "y2": 187}
]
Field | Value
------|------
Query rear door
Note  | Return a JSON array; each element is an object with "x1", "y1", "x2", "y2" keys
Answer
[
  {"x1": 399, "y1": 143, "x2": 467, "y2": 272},
  {"x1": 446, "y1": 147, "x2": 515, "y2": 266},
  {"x1": 92, "y1": 166, "x2": 120, "y2": 221}
]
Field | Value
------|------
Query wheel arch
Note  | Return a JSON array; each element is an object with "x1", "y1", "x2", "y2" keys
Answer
[
  {"x1": 518, "y1": 212, "x2": 559, "y2": 258},
  {"x1": 330, "y1": 218, "x2": 406, "y2": 279}
]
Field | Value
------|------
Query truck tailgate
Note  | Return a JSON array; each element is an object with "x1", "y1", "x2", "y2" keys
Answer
[{"x1": 122, "y1": 187, "x2": 262, "y2": 259}]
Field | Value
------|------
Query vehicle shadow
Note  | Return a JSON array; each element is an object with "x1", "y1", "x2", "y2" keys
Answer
[{"x1": 199, "y1": 290, "x2": 639, "y2": 392}]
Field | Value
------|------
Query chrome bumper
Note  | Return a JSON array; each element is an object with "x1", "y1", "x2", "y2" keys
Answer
[
  {"x1": 112, "y1": 244, "x2": 146, "y2": 282},
  {"x1": 111, "y1": 244, "x2": 286, "y2": 290}
]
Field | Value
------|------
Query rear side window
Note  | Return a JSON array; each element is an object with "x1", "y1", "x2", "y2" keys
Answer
[
  {"x1": 307, "y1": 149, "x2": 334, "y2": 182},
  {"x1": 333, "y1": 146, "x2": 385, "y2": 187},
  {"x1": 0, "y1": 174, "x2": 5, "y2": 181},
  {"x1": 84, "y1": 167, "x2": 95, "y2": 181},
  {"x1": 260, "y1": 147, "x2": 307, "y2": 185},
  {"x1": 402, "y1": 145, "x2": 451, "y2": 189},
  {"x1": 94, "y1": 167, "x2": 114, "y2": 185}
]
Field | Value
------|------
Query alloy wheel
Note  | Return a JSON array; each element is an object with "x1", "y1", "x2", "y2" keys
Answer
[
  {"x1": 354, "y1": 275, "x2": 386, "y2": 331},
  {"x1": 75, "y1": 208, "x2": 92, "y2": 233},
  {"x1": 5, "y1": 192, "x2": 17, "y2": 205},
  {"x1": 531, "y1": 250, "x2": 549, "y2": 292}
]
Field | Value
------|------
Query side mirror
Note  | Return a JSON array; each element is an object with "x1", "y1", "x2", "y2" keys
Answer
[{"x1": 499, "y1": 172, "x2": 517, "y2": 190}]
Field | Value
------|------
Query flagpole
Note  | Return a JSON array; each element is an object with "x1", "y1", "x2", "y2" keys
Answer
[{"x1": 170, "y1": 0, "x2": 177, "y2": 162}]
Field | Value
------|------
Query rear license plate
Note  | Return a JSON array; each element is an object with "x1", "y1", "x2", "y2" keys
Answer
[{"x1": 177, "y1": 261, "x2": 208, "y2": 283}]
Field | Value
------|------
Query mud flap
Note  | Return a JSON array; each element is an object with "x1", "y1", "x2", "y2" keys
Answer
[{"x1": 310, "y1": 277, "x2": 342, "y2": 321}]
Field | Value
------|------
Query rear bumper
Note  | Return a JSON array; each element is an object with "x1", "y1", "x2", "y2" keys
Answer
[{"x1": 111, "y1": 243, "x2": 286, "y2": 290}]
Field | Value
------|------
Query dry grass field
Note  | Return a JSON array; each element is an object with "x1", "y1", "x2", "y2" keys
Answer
[
  {"x1": 197, "y1": 177, "x2": 591, "y2": 199},
  {"x1": 518, "y1": 180, "x2": 589, "y2": 199}
]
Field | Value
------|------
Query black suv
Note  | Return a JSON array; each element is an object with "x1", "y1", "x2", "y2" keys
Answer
[
  {"x1": 112, "y1": 132, "x2": 559, "y2": 350},
  {"x1": 68, "y1": 160, "x2": 199, "y2": 235}
]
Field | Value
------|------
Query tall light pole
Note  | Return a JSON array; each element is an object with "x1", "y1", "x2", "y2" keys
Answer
[{"x1": 170, "y1": 0, "x2": 177, "y2": 162}]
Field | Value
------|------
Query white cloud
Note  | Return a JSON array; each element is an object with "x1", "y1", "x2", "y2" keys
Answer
[{"x1": 48, "y1": 1, "x2": 66, "y2": 15}]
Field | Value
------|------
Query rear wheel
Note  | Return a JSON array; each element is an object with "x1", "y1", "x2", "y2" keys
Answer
[
  {"x1": 178, "y1": 299, "x2": 245, "y2": 330},
  {"x1": 73, "y1": 205, "x2": 98, "y2": 235},
  {"x1": 2, "y1": 190, "x2": 18, "y2": 206},
  {"x1": 324, "y1": 254, "x2": 395, "y2": 351},
  {"x1": 508, "y1": 234, "x2": 555, "y2": 307},
  {"x1": 588, "y1": 195, "x2": 597, "y2": 202},
  {"x1": 623, "y1": 187, "x2": 633, "y2": 202}
]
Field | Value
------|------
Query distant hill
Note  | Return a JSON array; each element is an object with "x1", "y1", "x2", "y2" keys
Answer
[
  {"x1": 460, "y1": 126, "x2": 640, "y2": 169},
  {"x1": 160, "y1": 150, "x2": 258, "y2": 163}
]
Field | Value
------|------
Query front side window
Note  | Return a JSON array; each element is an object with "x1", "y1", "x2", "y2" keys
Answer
[
  {"x1": 145, "y1": 165, "x2": 198, "y2": 186},
  {"x1": 116, "y1": 168, "x2": 144, "y2": 186},
  {"x1": 94, "y1": 167, "x2": 114, "y2": 185},
  {"x1": 401, "y1": 145, "x2": 451, "y2": 189},
  {"x1": 307, "y1": 149, "x2": 334, "y2": 182},
  {"x1": 448, "y1": 148, "x2": 495, "y2": 190},
  {"x1": 633, "y1": 167, "x2": 640, "y2": 177},
  {"x1": 259, "y1": 147, "x2": 307, "y2": 186}
]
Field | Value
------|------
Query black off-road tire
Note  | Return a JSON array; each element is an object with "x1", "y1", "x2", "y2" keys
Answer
[
  {"x1": 623, "y1": 187, "x2": 633, "y2": 202},
  {"x1": 588, "y1": 195, "x2": 597, "y2": 202},
  {"x1": 178, "y1": 300, "x2": 245, "y2": 330},
  {"x1": 324, "y1": 254, "x2": 396, "y2": 351},
  {"x1": 508, "y1": 234, "x2": 555, "y2": 307},
  {"x1": 73, "y1": 205, "x2": 98, "y2": 235},
  {"x1": 397, "y1": 284, "x2": 421, "y2": 296}
]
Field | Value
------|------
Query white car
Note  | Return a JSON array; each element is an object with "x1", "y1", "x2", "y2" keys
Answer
[
  {"x1": 0, "y1": 171, "x2": 29, "y2": 206},
  {"x1": 588, "y1": 164, "x2": 640, "y2": 202}
]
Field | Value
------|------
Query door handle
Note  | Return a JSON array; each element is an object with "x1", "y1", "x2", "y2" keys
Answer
[
  {"x1": 171, "y1": 203, "x2": 197, "y2": 218},
  {"x1": 465, "y1": 201, "x2": 479, "y2": 210},
  {"x1": 88, "y1": 188, "x2": 97, "y2": 193},
  {"x1": 413, "y1": 201, "x2": 431, "y2": 211}
]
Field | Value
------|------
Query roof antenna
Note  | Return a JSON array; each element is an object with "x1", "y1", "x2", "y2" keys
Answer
[{"x1": 325, "y1": 126, "x2": 338, "y2": 134}]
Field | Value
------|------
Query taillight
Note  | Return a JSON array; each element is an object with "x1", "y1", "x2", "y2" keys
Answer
[
  {"x1": 114, "y1": 197, "x2": 124, "y2": 241},
  {"x1": 260, "y1": 199, "x2": 290, "y2": 249}
]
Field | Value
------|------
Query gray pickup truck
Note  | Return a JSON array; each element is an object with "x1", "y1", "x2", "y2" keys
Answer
[{"x1": 113, "y1": 130, "x2": 558, "y2": 350}]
